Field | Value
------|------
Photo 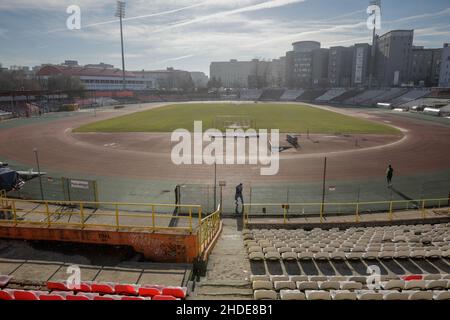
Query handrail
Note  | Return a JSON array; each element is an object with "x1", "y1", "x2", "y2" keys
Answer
[
  {"x1": 198, "y1": 204, "x2": 221, "y2": 255},
  {"x1": 243, "y1": 197, "x2": 450, "y2": 227},
  {"x1": 0, "y1": 197, "x2": 202, "y2": 233}
]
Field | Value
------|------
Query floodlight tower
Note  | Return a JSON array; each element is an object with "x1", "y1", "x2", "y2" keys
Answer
[
  {"x1": 369, "y1": 0, "x2": 381, "y2": 88},
  {"x1": 115, "y1": 1, "x2": 126, "y2": 90}
]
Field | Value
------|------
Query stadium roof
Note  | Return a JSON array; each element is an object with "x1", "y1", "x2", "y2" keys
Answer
[{"x1": 37, "y1": 65, "x2": 136, "y2": 78}]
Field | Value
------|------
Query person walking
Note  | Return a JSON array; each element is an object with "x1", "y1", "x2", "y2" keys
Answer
[
  {"x1": 386, "y1": 165, "x2": 394, "y2": 187},
  {"x1": 235, "y1": 183, "x2": 244, "y2": 206}
]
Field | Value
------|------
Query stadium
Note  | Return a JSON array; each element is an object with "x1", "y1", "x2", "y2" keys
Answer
[{"x1": 0, "y1": 0, "x2": 449, "y2": 310}]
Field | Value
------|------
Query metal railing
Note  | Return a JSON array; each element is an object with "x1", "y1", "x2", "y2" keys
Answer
[
  {"x1": 198, "y1": 205, "x2": 221, "y2": 254},
  {"x1": 243, "y1": 197, "x2": 450, "y2": 227},
  {"x1": 0, "y1": 190, "x2": 7, "y2": 208},
  {"x1": 0, "y1": 197, "x2": 201, "y2": 233}
]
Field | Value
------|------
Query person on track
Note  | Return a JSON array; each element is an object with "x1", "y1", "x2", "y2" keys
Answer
[
  {"x1": 386, "y1": 164, "x2": 394, "y2": 187},
  {"x1": 235, "y1": 183, "x2": 244, "y2": 206}
]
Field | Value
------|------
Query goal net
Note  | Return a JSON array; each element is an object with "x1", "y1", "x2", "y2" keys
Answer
[{"x1": 214, "y1": 115, "x2": 256, "y2": 131}]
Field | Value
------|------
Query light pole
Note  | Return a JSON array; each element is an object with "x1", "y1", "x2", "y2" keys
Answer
[
  {"x1": 115, "y1": 1, "x2": 127, "y2": 91},
  {"x1": 33, "y1": 148, "x2": 44, "y2": 201}
]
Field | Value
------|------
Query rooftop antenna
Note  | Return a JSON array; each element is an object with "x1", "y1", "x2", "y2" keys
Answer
[
  {"x1": 368, "y1": 0, "x2": 381, "y2": 88},
  {"x1": 115, "y1": 1, "x2": 126, "y2": 90}
]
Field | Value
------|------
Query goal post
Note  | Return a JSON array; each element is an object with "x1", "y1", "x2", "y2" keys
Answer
[{"x1": 214, "y1": 115, "x2": 256, "y2": 131}]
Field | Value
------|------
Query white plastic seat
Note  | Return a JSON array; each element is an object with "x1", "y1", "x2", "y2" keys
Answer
[
  {"x1": 298, "y1": 252, "x2": 314, "y2": 260},
  {"x1": 265, "y1": 252, "x2": 281, "y2": 261},
  {"x1": 407, "y1": 291, "x2": 433, "y2": 300},
  {"x1": 309, "y1": 276, "x2": 328, "y2": 281},
  {"x1": 250, "y1": 275, "x2": 270, "y2": 282},
  {"x1": 314, "y1": 252, "x2": 330, "y2": 260},
  {"x1": 426, "y1": 280, "x2": 447, "y2": 290},
  {"x1": 426, "y1": 250, "x2": 441, "y2": 259},
  {"x1": 278, "y1": 247, "x2": 292, "y2": 254},
  {"x1": 297, "y1": 281, "x2": 319, "y2": 291},
  {"x1": 252, "y1": 280, "x2": 273, "y2": 290},
  {"x1": 289, "y1": 276, "x2": 308, "y2": 282},
  {"x1": 423, "y1": 274, "x2": 442, "y2": 281},
  {"x1": 248, "y1": 246, "x2": 262, "y2": 253},
  {"x1": 340, "y1": 281, "x2": 363, "y2": 290},
  {"x1": 330, "y1": 252, "x2": 346, "y2": 260},
  {"x1": 270, "y1": 275, "x2": 289, "y2": 282},
  {"x1": 381, "y1": 280, "x2": 405, "y2": 290},
  {"x1": 329, "y1": 276, "x2": 348, "y2": 282},
  {"x1": 411, "y1": 250, "x2": 427, "y2": 259},
  {"x1": 346, "y1": 252, "x2": 363, "y2": 260},
  {"x1": 395, "y1": 250, "x2": 411, "y2": 259},
  {"x1": 433, "y1": 291, "x2": 450, "y2": 300},
  {"x1": 281, "y1": 252, "x2": 297, "y2": 261},
  {"x1": 274, "y1": 281, "x2": 296, "y2": 291},
  {"x1": 263, "y1": 247, "x2": 277, "y2": 253},
  {"x1": 356, "y1": 290, "x2": 383, "y2": 301},
  {"x1": 378, "y1": 251, "x2": 395, "y2": 260},
  {"x1": 330, "y1": 290, "x2": 357, "y2": 301},
  {"x1": 318, "y1": 281, "x2": 340, "y2": 290},
  {"x1": 280, "y1": 290, "x2": 305, "y2": 300},
  {"x1": 305, "y1": 290, "x2": 331, "y2": 300},
  {"x1": 254, "y1": 290, "x2": 277, "y2": 300},
  {"x1": 404, "y1": 280, "x2": 426, "y2": 290},
  {"x1": 363, "y1": 252, "x2": 378, "y2": 260},
  {"x1": 443, "y1": 249, "x2": 450, "y2": 258},
  {"x1": 382, "y1": 291, "x2": 409, "y2": 300},
  {"x1": 249, "y1": 252, "x2": 265, "y2": 261}
]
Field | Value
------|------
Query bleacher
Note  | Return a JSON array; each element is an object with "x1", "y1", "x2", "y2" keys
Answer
[
  {"x1": 280, "y1": 90, "x2": 305, "y2": 101},
  {"x1": 365, "y1": 88, "x2": 408, "y2": 106},
  {"x1": 245, "y1": 223, "x2": 450, "y2": 300},
  {"x1": 296, "y1": 89, "x2": 328, "y2": 102},
  {"x1": 259, "y1": 89, "x2": 286, "y2": 101},
  {"x1": 0, "y1": 277, "x2": 188, "y2": 300},
  {"x1": 315, "y1": 88, "x2": 348, "y2": 102},
  {"x1": 344, "y1": 90, "x2": 387, "y2": 106},
  {"x1": 390, "y1": 89, "x2": 431, "y2": 106},
  {"x1": 330, "y1": 90, "x2": 363, "y2": 103},
  {"x1": 240, "y1": 89, "x2": 263, "y2": 101}
]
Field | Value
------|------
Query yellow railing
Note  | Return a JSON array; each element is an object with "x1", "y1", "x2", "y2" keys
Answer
[
  {"x1": 198, "y1": 205, "x2": 221, "y2": 254},
  {"x1": 0, "y1": 190, "x2": 7, "y2": 208},
  {"x1": 0, "y1": 197, "x2": 201, "y2": 233},
  {"x1": 244, "y1": 197, "x2": 450, "y2": 227}
]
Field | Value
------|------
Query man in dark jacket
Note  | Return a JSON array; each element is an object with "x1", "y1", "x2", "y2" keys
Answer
[
  {"x1": 386, "y1": 165, "x2": 394, "y2": 187},
  {"x1": 235, "y1": 183, "x2": 244, "y2": 205}
]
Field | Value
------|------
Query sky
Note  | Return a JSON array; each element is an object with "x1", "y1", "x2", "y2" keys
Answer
[{"x1": 0, "y1": 0, "x2": 449, "y2": 76}]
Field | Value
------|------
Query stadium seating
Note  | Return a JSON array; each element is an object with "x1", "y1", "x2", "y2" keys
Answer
[
  {"x1": 389, "y1": 89, "x2": 431, "y2": 106},
  {"x1": 315, "y1": 88, "x2": 348, "y2": 102},
  {"x1": 280, "y1": 89, "x2": 305, "y2": 101},
  {"x1": 296, "y1": 90, "x2": 328, "y2": 102},
  {"x1": 259, "y1": 89, "x2": 285, "y2": 101},
  {"x1": 240, "y1": 89, "x2": 263, "y2": 101},
  {"x1": 344, "y1": 90, "x2": 387, "y2": 105}
]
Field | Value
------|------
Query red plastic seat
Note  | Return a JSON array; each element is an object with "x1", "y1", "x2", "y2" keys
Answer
[
  {"x1": 91, "y1": 282, "x2": 115, "y2": 295},
  {"x1": 115, "y1": 284, "x2": 139, "y2": 296},
  {"x1": 402, "y1": 275, "x2": 423, "y2": 281},
  {"x1": 0, "y1": 275, "x2": 13, "y2": 288},
  {"x1": 0, "y1": 289, "x2": 14, "y2": 300},
  {"x1": 161, "y1": 287, "x2": 187, "y2": 299},
  {"x1": 74, "y1": 282, "x2": 92, "y2": 292},
  {"x1": 40, "y1": 294, "x2": 65, "y2": 301},
  {"x1": 138, "y1": 285, "x2": 163, "y2": 297},
  {"x1": 93, "y1": 295, "x2": 120, "y2": 300},
  {"x1": 152, "y1": 295, "x2": 177, "y2": 301},
  {"x1": 121, "y1": 296, "x2": 146, "y2": 301},
  {"x1": 13, "y1": 290, "x2": 44, "y2": 301},
  {"x1": 47, "y1": 281, "x2": 69, "y2": 291},
  {"x1": 67, "y1": 293, "x2": 98, "y2": 300}
]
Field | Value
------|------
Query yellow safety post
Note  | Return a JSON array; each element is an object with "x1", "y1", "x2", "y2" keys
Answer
[
  {"x1": 12, "y1": 200, "x2": 17, "y2": 226},
  {"x1": 355, "y1": 203, "x2": 360, "y2": 223},
  {"x1": 320, "y1": 203, "x2": 324, "y2": 224},
  {"x1": 188, "y1": 207, "x2": 192, "y2": 233},
  {"x1": 389, "y1": 201, "x2": 393, "y2": 221},
  {"x1": 80, "y1": 203, "x2": 85, "y2": 229},
  {"x1": 46, "y1": 202, "x2": 51, "y2": 227},
  {"x1": 421, "y1": 200, "x2": 426, "y2": 219},
  {"x1": 115, "y1": 204, "x2": 119, "y2": 231},
  {"x1": 283, "y1": 206, "x2": 287, "y2": 224},
  {"x1": 152, "y1": 205, "x2": 155, "y2": 231}
]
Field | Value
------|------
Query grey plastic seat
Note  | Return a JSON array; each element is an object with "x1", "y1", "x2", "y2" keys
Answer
[
  {"x1": 265, "y1": 252, "x2": 281, "y2": 261},
  {"x1": 281, "y1": 252, "x2": 298, "y2": 261},
  {"x1": 330, "y1": 290, "x2": 357, "y2": 301},
  {"x1": 297, "y1": 281, "x2": 319, "y2": 291},
  {"x1": 252, "y1": 280, "x2": 273, "y2": 290},
  {"x1": 407, "y1": 291, "x2": 433, "y2": 300},
  {"x1": 404, "y1": 280, "x2": 426, "y2": 290},
  {"x1": 254, "y1": 290, "x2": 277, "y2": 300},
  {"x1": 274, "y1": 281, "x2": 296, "y2": 291},
  {"x1": 318, "y1": 281, "x2": 340, "y2": 290},
  {"x1": 340, "y1": 281, "x2": 363, "y2": 290},
  {"x1": 381, "y1": 280, "x2": 405, "y2": 290},
  {"x1": 356, "y1": 290, "x2": 383, "y2": 301},
  {"x1": 433, "y1": 291, "x2": 450, "y2": 300},
  {"x1": 305, "y1": 290, "x2": 331, "y2": 300},
  {"x1": 426, "y1": 280, "x2": 447, "y2": 290},
  {"x1": 280, "y1": 290, "x2": 305, "y2": 300},
  {"x1": 249, "y1": 252, "x2": 265, "y2": 261}
]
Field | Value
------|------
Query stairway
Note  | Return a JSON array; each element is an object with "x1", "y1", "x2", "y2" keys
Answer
[{"x1": 190, "y1": 218, "x2": 253, "y2": 300}]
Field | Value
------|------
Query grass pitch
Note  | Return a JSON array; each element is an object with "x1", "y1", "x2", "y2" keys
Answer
[{"x1": 75, "y1": 103, "x2": 400, "y2": 134}]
